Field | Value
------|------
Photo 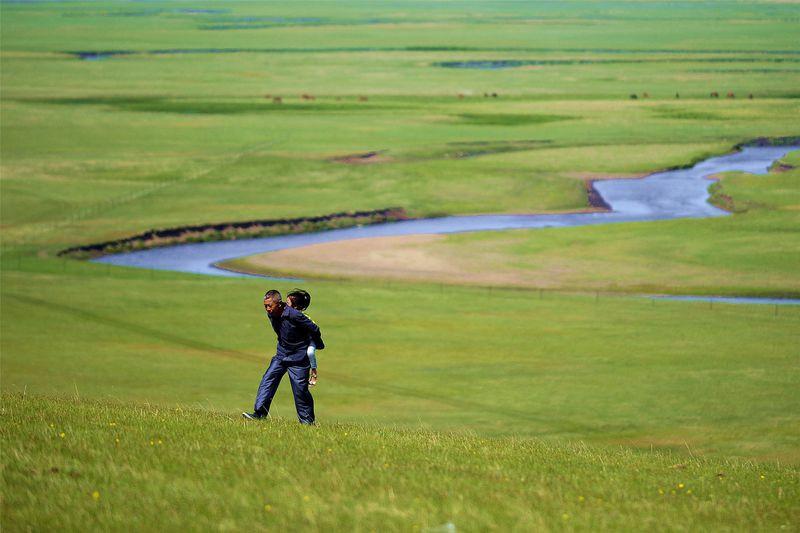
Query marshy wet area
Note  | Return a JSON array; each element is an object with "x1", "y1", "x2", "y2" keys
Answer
[
  {"x1": 435, "y1": 57, "x2": 800, "y2": 69},
  {"x1": 67, "y1": 46, "x2": 800, "y2": 63}
]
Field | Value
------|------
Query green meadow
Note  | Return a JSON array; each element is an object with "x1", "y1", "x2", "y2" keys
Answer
[
  {"x1": 3, "y1": 394, "x2": 798, "y2": 531},
  {"x1": 2, "y1": 1, "x2": 799, "y2": 530}
]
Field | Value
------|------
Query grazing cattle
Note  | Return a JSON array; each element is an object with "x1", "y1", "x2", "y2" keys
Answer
[
  {"x1": 726, "y1": 92, "x2": 735, "y2": 99},
  {"x1": 748, "y1": 93, "x2": 754, "y2": 99},
  {"x1": 272, "y1": 96, "x2": 282, "y2": 104},
  {"x1": 629, "y1": 94, "x2": 638, "y2": 100},
  {"x1": 642, "y1": 92, "x2": 649, "y2": 98},
  {"x1": 457, "y1": 93, "x2": 465, "y2": 99},
  {"x1": 491, "y1": 92, "x2": 498, "y2": 98},
  {"x1": 710, "y1": 91, "x2": 719, "y2": 98},
  {"x1": 483, "y1": 92, "x2": 489, "y2": 98},
  {"x1": 301, "y1": 94, "x2": 316, "y2": 101},
  {"x1": 358, "y1": 96, "x2": 369, "y2": 102},
  {"x1": 264, "y1": 94, "x2": 271, "y2": 99},
  {"x1": 675, "y1": 92, "x2": 680, "y2": 99}
]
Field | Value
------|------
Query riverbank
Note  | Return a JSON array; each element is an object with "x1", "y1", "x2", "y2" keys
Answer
[
  {"x1": 64, "y1": 137, "x2": 795, "y2": 265},
  {"x1": 59, "y1": 208, "x2": 407, "y2": 259}
]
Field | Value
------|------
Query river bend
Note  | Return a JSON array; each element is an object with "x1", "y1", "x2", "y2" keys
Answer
[{"x1": 94, "y1": 146, "x2": 798, "y2": 304}]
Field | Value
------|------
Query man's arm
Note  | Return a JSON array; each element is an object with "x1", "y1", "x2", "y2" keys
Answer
[{"x1": 293, "y1": 313, "x2": 325, "y2": 350}]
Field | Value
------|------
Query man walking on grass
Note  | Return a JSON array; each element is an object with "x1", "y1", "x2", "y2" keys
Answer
[{"x1": 243, "y1": 289, "x2": 324, "y2": 424}]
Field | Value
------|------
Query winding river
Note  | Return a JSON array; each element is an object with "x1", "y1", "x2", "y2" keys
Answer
[{"x1": 94, "y1": 145, "x2": 799, "y2": 304}]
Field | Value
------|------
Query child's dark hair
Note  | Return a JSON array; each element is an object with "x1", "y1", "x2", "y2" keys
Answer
[{"x1": 286, "y1": 289, "x2": 311, "y2": 311}]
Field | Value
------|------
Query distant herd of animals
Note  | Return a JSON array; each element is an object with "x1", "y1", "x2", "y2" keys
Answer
[
  {"x1": 262, "y1": 91, "x2": 755, "y2": 103},
  {"x1": 264, "y1": 94, "x2": 369, "y2": 103},
  {"x1": 630, "y1": 91, "x2": 754, "y2": 99}
]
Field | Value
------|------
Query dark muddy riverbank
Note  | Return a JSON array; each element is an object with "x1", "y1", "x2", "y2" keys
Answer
[{"x1": 62, "y1": 208, "x2": 406, "y2": 259}]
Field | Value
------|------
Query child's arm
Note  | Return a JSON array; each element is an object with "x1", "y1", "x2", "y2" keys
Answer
[
  {"x1": 307, "y1": 342, "x2": 318, "y2": 369},
  {"x1": 308, "y1": 341, "x2": 318, "y2": 386}
]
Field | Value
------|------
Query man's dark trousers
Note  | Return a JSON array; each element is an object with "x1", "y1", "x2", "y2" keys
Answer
[{"x1": 254, "y1": 355, "x2": 315, "y2": 424}]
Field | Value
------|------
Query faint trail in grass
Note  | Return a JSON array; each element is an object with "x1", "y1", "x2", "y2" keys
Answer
[{"x1": 5, "y1": 292, "x2": 597, "y2": 433}]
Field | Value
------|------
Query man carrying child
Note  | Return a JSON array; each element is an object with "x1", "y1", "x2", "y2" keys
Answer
[{"x1": 243, "y1": 289, "x2": 324, "y2": 425}]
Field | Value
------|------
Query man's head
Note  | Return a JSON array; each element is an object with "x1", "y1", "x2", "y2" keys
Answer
[{"x1": 263, "y1": 289, "x2": 284, "y2": 317}]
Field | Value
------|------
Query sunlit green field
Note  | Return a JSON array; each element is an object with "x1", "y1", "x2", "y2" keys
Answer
[
  {"x1": 2, "y1": 1, "x2": 799, "y2": 530},
  {"x1": 3, "y1": 394, "x2": 798, "y2": 531}
]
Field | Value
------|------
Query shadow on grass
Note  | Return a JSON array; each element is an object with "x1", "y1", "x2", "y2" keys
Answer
[
  {"x1": 457, "y1": 113, "x2": 573, "y2": 126},
  {"x1": 23, "y1": 96, "x2": 383, "y2": 115},
  {"x1": 650, "y1": 107, "x2": 731, "y2": 120}
]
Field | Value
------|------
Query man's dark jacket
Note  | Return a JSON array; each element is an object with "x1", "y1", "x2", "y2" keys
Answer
[{"x1": 268, "y1": 305, "x2": 324, "y2": 363}]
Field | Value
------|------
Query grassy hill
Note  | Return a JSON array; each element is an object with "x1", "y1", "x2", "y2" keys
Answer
[{"x1": 3, "y1": 394, "x2": 797, "y2": 531}]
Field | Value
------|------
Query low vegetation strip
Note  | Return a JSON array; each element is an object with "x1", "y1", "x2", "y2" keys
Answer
[
  {"x1": 2, "y1": 394, "x2": 797, "y2": 531},
  {"x1": 58, "y1": 207, "x2": 407, "y2": 259}
]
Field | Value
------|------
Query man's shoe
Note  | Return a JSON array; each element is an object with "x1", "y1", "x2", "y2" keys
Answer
[{"x1": 242, "y1": 412, "x2": 264, "y2": 420}]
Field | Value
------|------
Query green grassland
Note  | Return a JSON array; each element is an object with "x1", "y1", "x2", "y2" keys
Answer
[
  {"x1": 3, "y1": 2, "x2": 800, "y2": 254},
  {"x1": 3, "y1": 267, "x2": 799, "y2": 460},
  {"x1": 2, "y1": 1, "x2": 800, "y2": 530},
  {"x1": 3, "y1": 394, "x2": 798, "y2": 531}
]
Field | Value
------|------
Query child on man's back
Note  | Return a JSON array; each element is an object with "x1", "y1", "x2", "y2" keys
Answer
[{"x1": 286, "y1": 289, "x2": 320, "y2": 386}]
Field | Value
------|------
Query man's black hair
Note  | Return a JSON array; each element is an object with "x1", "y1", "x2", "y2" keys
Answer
[
  {"x1": 286, "y1": 289, "x2": 311, "y2": 311},
  {"x1": 264, "y1": 289, "x2": 282, "y2": 301}
]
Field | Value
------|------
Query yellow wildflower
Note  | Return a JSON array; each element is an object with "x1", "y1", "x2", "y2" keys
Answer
[
  {"x1": 59, "y1": 432, "x2": 65, "y2": 438},
  {"x1": 92, "y1": 491, "x2": 100, "y2": 501}
]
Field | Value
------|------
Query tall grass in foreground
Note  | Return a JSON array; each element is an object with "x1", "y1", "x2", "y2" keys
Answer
[{"x1": 2, "y1": 394, "x2": 797, "y2": 532}]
